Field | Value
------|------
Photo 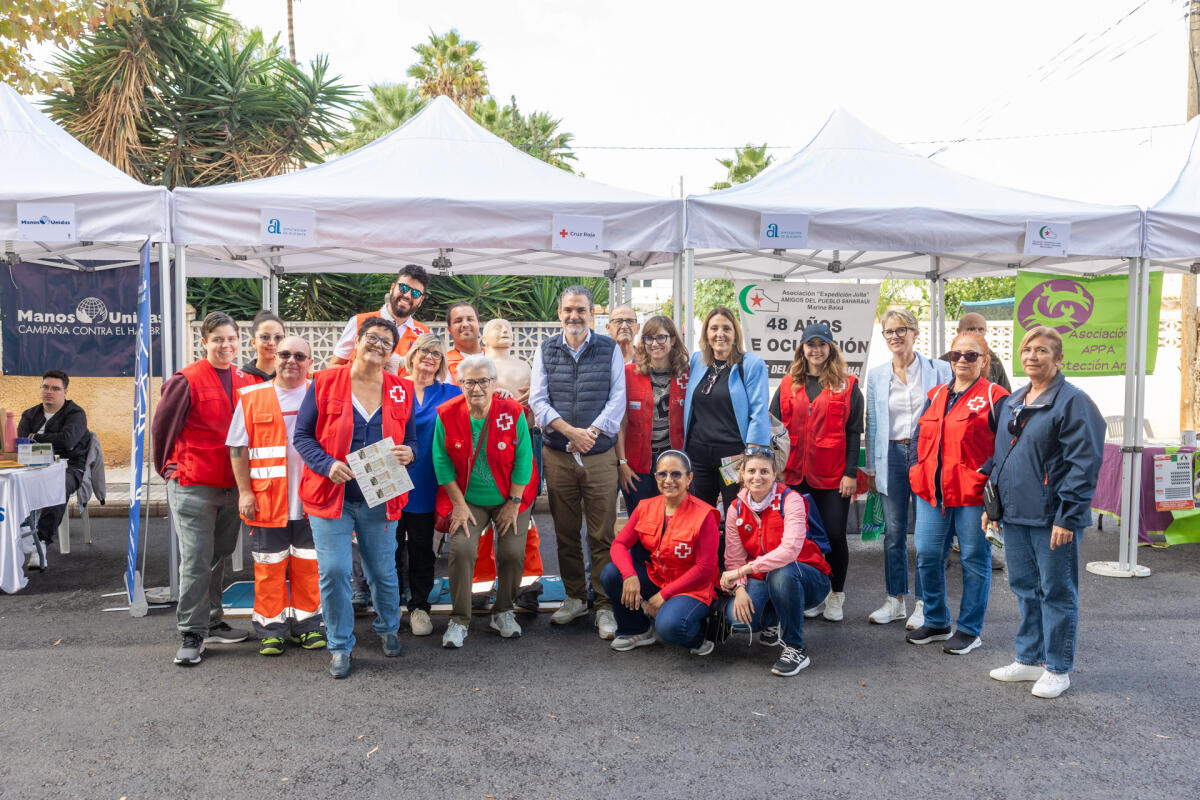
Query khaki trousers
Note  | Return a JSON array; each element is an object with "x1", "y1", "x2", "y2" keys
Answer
[
  {"x1": 543, "y1": 446, "x2": 618, "y2": 610},
  {"x1": 448, "y1": 501, "x2": 532, "y2": 626}
]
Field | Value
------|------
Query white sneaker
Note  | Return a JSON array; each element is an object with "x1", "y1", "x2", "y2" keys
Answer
[
  {"x1": 868, "y1": 595, "x2": 906, "y2": 624},
  {"x1": 489, "y1": 611, "x2": 522, "y2": 639},
  {"x1": 26, "y1": 548, "x2": 45, "y2": 569},
  {"x1": 804, "y1": 596, "x2": 826, "y2": 619},
  {"x1": 611, "y1": 628, "x2": 657, "y2": 652},
  {"x1": 989, "y1": 661, "x2": 1044, "y2": 682},
  {"x1": 1032, "y1": 670, "x2": 1071, "y2": 698},
  {"x1": 442, "y1": 621, "x2": 468, "y2": 649},
  {"x1": 595, "y1": 609, "x2": 617, "y2": 640},
  {"x1": 690, "y1": 639, "x2": 715, "y2": 656},
  {"x1": 905, "y1": 599, "x2": 925, "y2": 631},
  {"x1": 550, "y1": 597, "x2": 588, "y2": 625},
  {"x1": 409, "y1": 609, "x2": 433, "y2": 636},
  {"x1": 822, "y1": 591, "x2": 845, "y2": 622}
]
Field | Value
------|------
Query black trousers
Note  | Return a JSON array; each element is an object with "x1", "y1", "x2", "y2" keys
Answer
[
  {"x1": 396, "y1": 510, "x2": 436, "y2": 612},
  {"x1": 792, "y1": 481, "x2": 850, "y2": 593},
  {"x1": 37, "y1": 468, "x2": 82, "y2": 543},
  {"x1": 686, "y1": 442, "x2": 743, "y2": 516}
]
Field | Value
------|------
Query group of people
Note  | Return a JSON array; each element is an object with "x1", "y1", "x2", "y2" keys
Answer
[{"x1": 140, "y1": 263, "x2": 1104, "y2": 697}]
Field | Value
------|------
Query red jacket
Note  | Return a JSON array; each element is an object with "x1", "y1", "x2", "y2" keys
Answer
[
  {"x1": 909, "y1": 379, "x2": 1009, "y2": 508},
  {"x1": 624, "y1": 494, "x2": 719, "y2": 604},
  {"x1": 172, "y1": 360, "x2": 256, "y2": 487},
  {"x1": 730, "y1": 484, "x2": 831, "y2": 578},
  {"x1": 779, "y1": 373, "x2": 857, "y2": 489},
  {"x1": 434, "y1": 394, "x2": 539, "y2": 517},
  {"x1": 623, "y1": 364, "x2": 686, "y2": 473},
  {"x1": 298, "y1": 366, "x2": 413, "y2": 520}
]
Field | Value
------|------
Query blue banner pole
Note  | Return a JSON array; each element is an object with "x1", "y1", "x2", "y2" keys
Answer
[{"x1": 124, "y1": 240, "x2": 152, "y2": 616}]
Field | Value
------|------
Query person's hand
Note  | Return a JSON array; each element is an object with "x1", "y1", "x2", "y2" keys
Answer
[
  {"x1": 839, "y1": 475, "x2": 857, "y2": 498},
  {"x1": 619, "y1": 462, "x2": 640, "y2": 494},
  {"x1": 238, "y1": 490, "x2": 258, "y2": 521},
  {"x1": 621, "y1": 575, "x2": 642, "y2": 611},
  {"x1": 719, "y1": 567, "x2": 743, "y2": 592},
  {"x1": 449, "y1": 502, "x2": 477, "y2": 536},
  {"x1": 495, "y1": 502, "x2": 519, "y2": 536},
  {"x1": 391, "y1": 444, "x2": 414, "y2": 466},
  {"x1": 732, "y1": 586, "x2": 755, "y2": 626},
  {"x1": 981, "y1": 512, "x2": 992, "y2": 531},
  {"x1": 515, "y1": 385, "x2": 530, "y2": 406},
  {"x1": 328, "y1": 461, "x2": 355, "y2": 484},
  {"x1": 565, "y1": 426, "x2": 597, "y2": 454},
  {"x1": 642, "y1": 592, "x2": 664, "y2": 619},
  {"x1": 495, "y1": 387, "x2": 515, "y2": 400},
  {"x1": 1050, "y1": 525, "x2": 1074, "y2": 550},
  {"x1": 867, "y1": 474, "x2": 877, "y2": 493}
]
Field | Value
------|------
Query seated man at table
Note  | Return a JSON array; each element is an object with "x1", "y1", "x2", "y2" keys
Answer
[{"x1": 17, "y1": 370, "x2": 89, "y2": 544}]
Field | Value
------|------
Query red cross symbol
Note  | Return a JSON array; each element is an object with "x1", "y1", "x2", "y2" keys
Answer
[
  {"x1": 496, "y1": 412, "x2": 514, "y2": 431},
  {"x1": 674, "y1": 542, "x2": 692, "y2": 559},
  {"x1": 966, "y1": 396, "x2": 987, "y2": 412},
  {"x1": 559, "y1": 229, "x2": 568, "y2": 238},
  {"x1": 389, "y1": 385, "x2": 406, "y2": 404}
]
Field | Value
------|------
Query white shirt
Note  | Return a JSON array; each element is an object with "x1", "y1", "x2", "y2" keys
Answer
[
  {"x1": 529, "y1": 329, "x2": 627, "y2": 437},
  {"x1": 332, "y1": 304, "x2": 420, "y2": 374},
  {"x1": 37, "y1": 409, "x2": 56, "y2": 435},
  {"x1": 226, "y1": 382, "x2": 309, "y2": 521},
  {"x1": 887, "y1": 356, "x2": 925, "y2": 441}
]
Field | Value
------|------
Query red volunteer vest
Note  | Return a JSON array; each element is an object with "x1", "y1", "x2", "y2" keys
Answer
[
  {"x1": 631, "y1": 494, "x2": 719, "y2": 604},
  {"x1": 623, "y1": 364, "x2": 686, "y2": 474},
  {"x1": 732, "y1": 485, "x2": 831, "y2": 579},
  {"x1": 235, "y1": 380, "x2": 303, "y2": 529},
  {"x1": 298, "y1": 366, "x2": 413, "y2": 520},
  {"x1": 172, "y1": 359, "x2": 256, "y2": 487},
  {"x1": 433, "y1": 394, "x2": 539, "y2": 517},
  {"x1": 909, "y1": 379, "x2": 1009, "y2": 508},
  {"x1": 779, "y1": 373, "x2": 857, "y2": 489},
  {"x1": 345, "y1": 311, "x2": 428, "y2": 376}
]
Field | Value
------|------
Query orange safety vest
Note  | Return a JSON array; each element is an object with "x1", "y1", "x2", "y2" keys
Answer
[
  {"x1": 779, "y1": 373, "x2": 857, "y2": 490},
  {"x1": 731, "y1": 484, "x2": 831, "y2": 579},
  {"x1": 172, "y1": 359, "x2": 256, "y2": 487},
  {"x1": 630, "y1": 494, "x2": 719, "y2": 604},
  {"x1": 235, "y1": 380, "x2": 305, "y2": 529},
  {"x1": 909, "y1": 379, "x2": 1008, "y2": 509},
  {"x1": 623, "y1": 364, "x2": 686, "y2": 474},
  {"x1": 345, "y1": 311, "x2": 428, "y2": 376}
]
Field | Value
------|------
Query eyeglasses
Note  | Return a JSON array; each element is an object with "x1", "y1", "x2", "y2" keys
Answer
[
  {"x1": 947, "y1": 350, "x2": 983, "y2": 363},
  {"x1": 610, "y1": 318, "x2": 638, "y2": 328},
  {"x1": 654, "y1": 470, "x2": 685, "y2": 481},
  {"x1": 362, "y1": 333, "x2": 396, "y2": 351},
  {"x1": 460, "y1": 378, "x2": 494, "y2": 389},
  {"x1": 256, "y1": 333, "x2": 285, "y2": 343},
  {"x1": 40, "y1": 384, "x2": 64, "y2": 392},
  {"x1": 416, "y1": 347, "x2": 443, "y2": 360},
  {"x1": 395, "y1": 283, "x2": 424, "y2": 300},
  {"x1": 276, "y1": 351, "x2": 309, "y2": 362},
  {"x1": 882, "y1": 327, "x2": 912, "y2": 339},
  {"x1": 643, "y1": 333, "x2": 672, "y2": 345}
]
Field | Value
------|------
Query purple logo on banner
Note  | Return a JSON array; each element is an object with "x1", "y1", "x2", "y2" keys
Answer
[
  {"x1": 1016, "y1": 278, "x2": 1095, "y2": 334},
  {"x1": 125, "y1": 244, "x2": 152, "y2": 603}
]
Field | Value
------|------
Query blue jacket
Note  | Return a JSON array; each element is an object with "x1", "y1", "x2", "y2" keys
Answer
[
  {"x1": 989, "y1": 371, "x2": 1105, "y2": 531},
  {"x1": 865, "y1": 354, "x2": 952, "y2": 496},
  {"x1": 683, "y1": 351, "x2": 771, "y2": 447}
]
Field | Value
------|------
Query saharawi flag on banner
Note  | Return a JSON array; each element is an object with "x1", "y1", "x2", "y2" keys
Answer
[{"x1": 1012, "y1": 270, "x2": 1161, "y2": 377}]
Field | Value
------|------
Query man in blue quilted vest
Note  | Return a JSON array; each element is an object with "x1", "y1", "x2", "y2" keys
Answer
[{"x1": 530, "y1": 285, "x2": 626, "y2": 640}]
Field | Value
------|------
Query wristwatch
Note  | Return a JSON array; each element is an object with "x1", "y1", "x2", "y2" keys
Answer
[
  {"x1": 507, "y1": 495, "x2": 522, "y2": 505},
  {"x1": 617, "y1": 458, "x2": 628, "y2": 466}
]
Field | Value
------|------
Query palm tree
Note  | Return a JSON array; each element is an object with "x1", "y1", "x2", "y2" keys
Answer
[
  {"x1": 710, "y1": 143, "x2": 774, "y2": 190},
  {"x1": 335, "y1": 83, "x2": 428, "y2": 154},
  {"x1": 286, "y1": 0, "x2": 298, "y2": 65},
  {"x1": 407, "y1": 29, "x2": 488, "y2": 114},
  {"x1": 518, "y1": 109, "x2": 577, "y2": 172}
]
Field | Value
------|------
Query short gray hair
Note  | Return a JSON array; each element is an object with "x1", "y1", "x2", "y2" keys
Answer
[
  {"x1": 558, "y1": 284, "x2": 594, "y2": 309},
  {"x1": 881, "y1": 308, "x2": 918, "y2": 329},
  {"x1": 457, "y1": 353, "x2": 497, "y2": 380}
]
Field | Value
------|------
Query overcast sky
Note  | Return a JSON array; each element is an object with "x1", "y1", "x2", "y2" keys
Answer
[{"x1": 225, "y1": 0, "x2": 1189, "y2": 201}]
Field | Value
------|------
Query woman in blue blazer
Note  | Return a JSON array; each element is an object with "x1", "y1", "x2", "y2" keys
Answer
[
  {"x1": 864, "y1": 309, "x2": 952, "y2": 629},
  {"x1": 683, "y1": 307, "x2": 771, "y2": 513}
]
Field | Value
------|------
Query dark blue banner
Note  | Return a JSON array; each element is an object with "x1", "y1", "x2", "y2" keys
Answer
[{"x1": 0, "y1": 260, "x2": 164, "y2": 377}]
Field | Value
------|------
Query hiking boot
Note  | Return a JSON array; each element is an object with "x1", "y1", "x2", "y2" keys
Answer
[
  {"x1": 258, "y1": 637, "x2": 286, "y2": 656},
  {"x1": 205, "y1": 621, "x2": 249, "y2": 644},
  {"x1": 489, "y1": 611, "x2": 522, "y2": 639},
  {"x1": 771, "y1": 644, "x2": 811, "y2": 676},
  {"x1": 173, "y1": 632, "x2": 205, "y2": 666},
  {"x1": 905, "y1": 624, "x2": 952, "y2": 645}
]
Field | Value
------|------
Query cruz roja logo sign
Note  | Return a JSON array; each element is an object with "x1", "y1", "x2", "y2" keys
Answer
[{"x1": 551, "y1": 213, "x2": 604, "y2": 252}]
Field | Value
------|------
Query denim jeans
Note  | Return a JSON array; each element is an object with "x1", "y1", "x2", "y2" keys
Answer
[
  {"x1": 599, "y1": 547, "x2": 708, "y2": 649},
  {"x1": 1003, "y1": 522, "x2": 1081, "y2": 674},
  {"x1": 310, "y1": 501, "x2": 400, "y2": 655},
  {"x1": 914, "y1": 498, "x2": 990, "y2": 636},
  {"x1": 725, "y1": 561, "x2": 830, "y2": 649},
  {"x1": 881, "y1": 441, "x2": 921, "y2": 598}
]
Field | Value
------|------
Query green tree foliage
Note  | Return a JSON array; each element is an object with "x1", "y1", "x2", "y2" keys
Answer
[
  {"x1": 710, "y1": 143, "x2": 774, "y2": 191},
  {"x1": 944, "y1": 276, "x2": 1016, "y2": 319},
  {"x1": 407, "y1": 28, "x2": 488, "y2": 114},
  {"x1": 333, "y1": 83, "x2": 427, "y2": 154},
  {"x1": 0, "y1": 0, "x2": 136, "y2": 91}
]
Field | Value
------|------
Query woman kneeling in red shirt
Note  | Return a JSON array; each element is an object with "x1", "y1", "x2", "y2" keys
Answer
[{"x1": 600, "y1": 450, "x2": 720, "y2": 655}]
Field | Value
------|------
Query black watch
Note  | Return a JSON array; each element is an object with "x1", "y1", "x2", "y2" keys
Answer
[{"x1": 507, "y1": 495, "x2": 522, "y2": 505}]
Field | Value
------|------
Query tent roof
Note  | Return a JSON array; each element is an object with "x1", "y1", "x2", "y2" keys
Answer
[
  {"x1": 678, "y1": 109, "x2": 1142, "y2": 281},
  {"x1": 1145, "y1": 115, "x2": 1200, "y2": 262},
  {"x1": 0, "y1": 83, "x2": 170, "y2": 262},
  {"x1": 173, "y1": 96, "x2": 682, "y2": 278}
]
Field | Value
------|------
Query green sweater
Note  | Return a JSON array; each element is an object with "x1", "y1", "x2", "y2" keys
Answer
[{"x1": 433, "y1": 413, "x2": 532, "y2": 507}]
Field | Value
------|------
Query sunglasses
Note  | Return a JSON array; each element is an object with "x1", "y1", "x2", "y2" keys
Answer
[
  {"x1": 654, "y1": 470, "x2": 685, "y2": 481},
  {"x1": 947, "y1": 350, "x2": 983, "y2": 363},
  {"x1": 643, "y1": 333, "x2": 672, "y2": 345},
  {"x1": 1007, "y1": 406, "x2": 1035, "y2": 437},
  {"x1": 882, "y1": 327, "x2": 912, "y2": 339},
  {"x1": 395, "y1": 283, "x2": 424, "y2": 300},
  {"x1": 744, "y1": 446, "x2": 773, "y2": 458},
  {"x1": 276, "y1": 351, "x2": 309, "y2": 362}
]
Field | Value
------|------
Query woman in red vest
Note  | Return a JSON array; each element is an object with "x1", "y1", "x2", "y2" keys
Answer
[
  {"x1": 904, "y1": 331, "x2": 1009, "y2": 655},
  {"x1": 433, "y1": 354, "x2": 537, "y2": 648},
  {"x1": 719, "y1": 450, "x2": 832, "y2": 676},
  {"x1": 600, "y1": 450, "x2": 721, "y2": 656},
  {"x1": 769, "y1": 323, "x2": 864, "y2": 623},
  {"x1": 615, "y1": 315, "x2": 688, "y2": 514},
  {"x1": 294, "y1": 316, "x2": 416, "y2": 679},
  {"x1": 152, "y1": 311, "x2": 257, "y2": 667}
]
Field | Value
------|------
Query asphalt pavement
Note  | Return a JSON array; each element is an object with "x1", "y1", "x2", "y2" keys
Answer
[{"x1": 1, "y1": 514, "x2": 1197, "y2": 799}]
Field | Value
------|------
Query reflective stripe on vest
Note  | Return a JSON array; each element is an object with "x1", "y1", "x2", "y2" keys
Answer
[{"x1": 236, "y1": 380, "x2": 292, "y2": 529}]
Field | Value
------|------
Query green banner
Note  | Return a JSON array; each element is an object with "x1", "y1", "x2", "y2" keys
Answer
[{"x1": 1012, "y1": 271, "x2": 1162, "y2": 377}]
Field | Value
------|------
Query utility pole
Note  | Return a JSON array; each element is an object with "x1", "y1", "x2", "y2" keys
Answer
[{"x1": 1184, "y1": 2, "x2": 1200, "y2": 433}]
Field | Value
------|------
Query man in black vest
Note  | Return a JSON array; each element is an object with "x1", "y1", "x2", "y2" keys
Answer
[
  {"x1": 17, "y1": 369, "x2": 89, "y2": 545},
  {"x1": 530, "y1": 286, "x2": 626, "y2": 639}
]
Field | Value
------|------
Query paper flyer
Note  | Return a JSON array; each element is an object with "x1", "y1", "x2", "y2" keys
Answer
[{"x1": 346, "y1": 437, "x2": 414, "y2": 508}]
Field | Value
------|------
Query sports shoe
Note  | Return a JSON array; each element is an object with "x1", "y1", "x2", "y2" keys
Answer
[
  {"x1": 26, "y1": 549, "x2": 46, "y2": 569},
  {"x1": 690, "y1": 639, "x2": 715, "y2": 656},
  {"x1": 868, "y1": 595, "x2": 907, "y2": 624},
  {"x1": 550, "y1": 597, "x2": 588, "y2": 625},
  {"x1": 1032, "y1": 670, "x2": 1071, "y2": 698},
  {"x1": 804, "y1": 596, "x2": 826, "y2": 619},
  {"x1": 173, "y1": 632, "x2": 205, "y2": 666},
  {"x1": 905, "y1": 599, "x2": 925, "y2": 631},
  {"x1": 381, "y1": 632, "x2": 403, "y2": 657},
  {"x1": 442, "y1": 621, "x2": 468, "y2": 649},
  {"x1": 905, "y1": 624, "x2": 952, "y2": 645},
  {"x1": 596, "y1": 608, "x2": 618, "y2": 640},
  {"x1": 759, "y1": 625, "x2": 781, "y2": 647},
  {"x1": 822, "y1": 591, "x2": 845, "y2": 622},
  {"x1": 291, "y1": 630, "x2": 327, "y2": 650},
  {"x1": 204, "y1": 621, "x2": 249, "y2": 644},
  {"x1": 258, "y1": 637, "x2": 286, "y2": 656},
  {"x1": 490, "y1": 611, "x2": 522, "y2": 639},
  {"x1": 942, "y1": 630, "x2": 982, "y2": 655},
  {"x1": 611, "y1": 628, "x2": 657, "y2": 652},
  {"x1": 351, "y1": 589, "x2": 371, "y2": 609},
  {"x1": 409, "y1": 609, "x2": 433, "y2": 636},
  {"x1": 989, "y1": 661, "x2": 1045, "y2": 682},
  {"x1": 771, "y1": 644, "x2": 811, "y2": 676},
  {"x1": 328, "y1": 653, "x2": 351, "y2": 679}
]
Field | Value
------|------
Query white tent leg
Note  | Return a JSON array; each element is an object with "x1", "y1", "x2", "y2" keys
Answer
[
  {"x1": 671, "y1": 253, "x2": 683, "y2": 329},
  {"x1": 684, "y1": 249, "x2": 696, "y2": 350},
  {"x1": 167, "y1": 246, "x2": 188, "y2": 600},
  {"x1": 929, "y1": 257, "x2": 945, "y2": 358},
  {"x1": 261, "y1": 278, "x2": 271, "y2": 310},
  {"x1": 159, "y1": 243, "x2": 174, "y2": 378}
]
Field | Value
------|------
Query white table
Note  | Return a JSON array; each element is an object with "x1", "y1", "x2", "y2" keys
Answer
[{"x1": 0, "y1": 461, "x2": 66, "y2": 593}]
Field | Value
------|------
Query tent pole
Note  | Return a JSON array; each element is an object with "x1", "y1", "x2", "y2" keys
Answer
[
  {"x1": 159, "y1": 243, "x2": 173, "y2": 378},
  {"x1": 175, "y1": 247, "x2": 188, "y2": 367},
  {"x1": 1128, "y1": 256, "x2": 1152, "y2": 575},
  {"x1": 671, "y1": 253, "x2": 683, "y2": 329},
  {"x1": 684, "y1": 249, "x2": 696, "y2": 351},
  {"x1": 929, "y1": 257, "x2": 944, "y2": 358}
]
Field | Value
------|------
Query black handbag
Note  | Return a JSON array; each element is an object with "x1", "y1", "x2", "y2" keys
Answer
[{"x1": 983, "y1": 478, "x2": 1003, "y2": 522}]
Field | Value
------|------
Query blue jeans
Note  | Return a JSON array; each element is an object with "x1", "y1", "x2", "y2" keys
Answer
[
  {"x1": 310, "y1": 501, "x2": 400, "y2": 655},
  {"x1": 599, "y1": 548, "x2": 708, "y2": 649},
  {"x1": 882, "y1": 441, "x2": 922, "y2": 598},
  {"x1": 620, "y1": 470, "x2": 661, "y2": 518},
  {"x1": 1003, "y1": 523, "x2": 1081, "y2": 674},
  {"x1": 914, "y1": 498, "x2": 990, "y2": 636},
  {"x1": 725, "y1": 561, "x2": 830, "y2": 649}
]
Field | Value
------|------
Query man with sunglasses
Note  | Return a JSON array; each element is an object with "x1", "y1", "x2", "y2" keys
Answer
[
  {"x1": 328, "y1": 264, "x2": 430, "y2": 376},
  {"x1": 227, "y1": 336, "x2": 326, "y2": 655},
  {"x1": 938, "y1": 313, "x2": 1011, "y2": 392},
  {"x1": 606, "y1": 305, "x2": 640, "y2": 364}
]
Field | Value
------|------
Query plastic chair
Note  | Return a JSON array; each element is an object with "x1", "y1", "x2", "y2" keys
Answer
[{"x1": 1104, "y1": 415, "x2": 1155, "y2": 441}]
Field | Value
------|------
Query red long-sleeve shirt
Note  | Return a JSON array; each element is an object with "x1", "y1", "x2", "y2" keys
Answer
[{"x1": 610, "y1": 503, "x2": 719, "y2": 600}]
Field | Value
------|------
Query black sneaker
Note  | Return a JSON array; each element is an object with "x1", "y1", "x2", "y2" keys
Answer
[
  {"x1": 759, "y1": 625, "x2": 781, "y2": 647},
  {"x1": 906, "y1": 624, "x2": 953, "y2": 645},
  {"x1": 771, "y1": 644, "x2": 811, "y2": 676},
  {"x1": 173, "y1": 632, "x2": 205, "y2": 666},
  {"x1": 942, "y1": 630, "x2": 982, "y2": 655},
  {"x1": 205, "y1": 621, "x2": 250, "y2": 644}
]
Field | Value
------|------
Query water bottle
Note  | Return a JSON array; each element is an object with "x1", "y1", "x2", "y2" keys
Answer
[{"x1": 3, "y1": 411, "x2": 16, "y2": 451}]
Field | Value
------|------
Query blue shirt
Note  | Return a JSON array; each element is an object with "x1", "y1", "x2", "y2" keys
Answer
[{"x1": 406, "y1": 381, "x2": 462, "y2": 513}]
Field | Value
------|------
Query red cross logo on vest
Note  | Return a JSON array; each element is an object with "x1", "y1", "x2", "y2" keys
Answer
[
  {"x1": 496, "y1": 412, "x2": 514, "y2": 431},
  {"x1": 389, "y1": 385, "x2": 406, "y2": 404},
  {"x1": 966, "y1": 396, "x2": 987, "y2": 413},
  {"x1": 674, "y1": 542, "x2": 692, "y2": 559}
]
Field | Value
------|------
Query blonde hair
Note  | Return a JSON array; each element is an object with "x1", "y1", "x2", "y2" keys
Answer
[
  {"x1": 881, "y1": 308, "x2": 918, "y2": 329},
  {"x1": 1018, "y1": 326, "x2": 1064, "y2": 361},
  {"x1": 405, "y1": 332, "x2": 448, "y2": 381}
]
